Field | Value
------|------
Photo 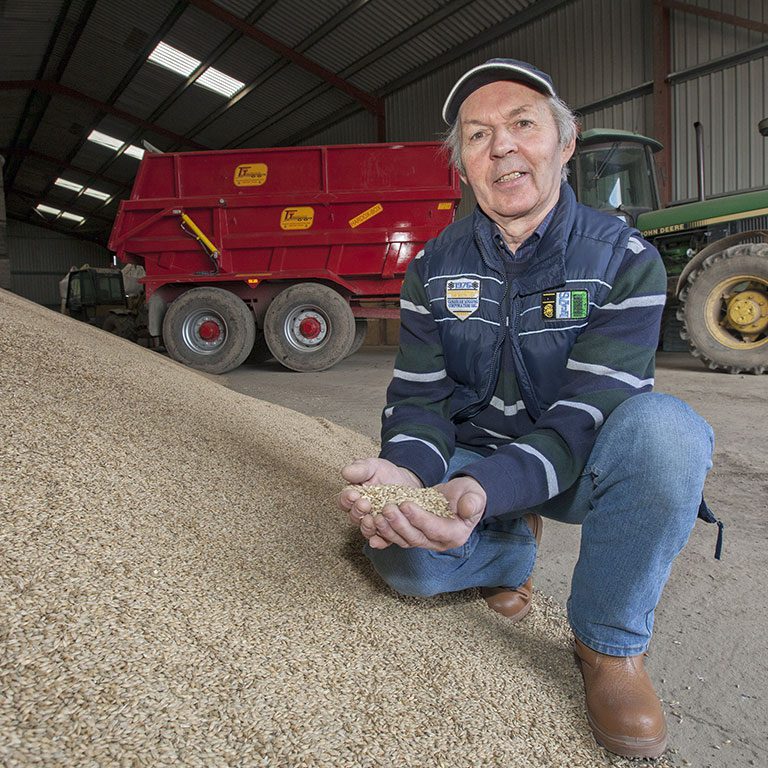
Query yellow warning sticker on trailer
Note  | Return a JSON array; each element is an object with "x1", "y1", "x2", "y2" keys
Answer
[
  {"x1": 280, "y1": 207, "x2": 314, "y2": 230},
  {"x1": 437, "y1": 202, "x2": 453, "y2": 210},
  {"x1": 234, "y1": 163, "x2": 268, "y2": 186},
  {"x1": 349, "y1": 203, "x2": 383, "y2": 228}
]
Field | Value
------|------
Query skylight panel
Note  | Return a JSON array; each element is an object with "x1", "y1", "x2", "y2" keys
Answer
[
  {"x1": 197, "y1": 67, "x2": 244, "y2": 98},
  {"x1": 148, "y1": 40, "x2": 244, "y2": 98},
  {"x1": 36, "y1": 204, "x2": 61, "y2": 215},
  {"x1": 83, "y1": 187, "x2": 111, "y2": 201},
  {"x1": 88, "y1": 130, "x2": 144, "y2": 160},
  {"x1": 88, "y1": 130, "x2": 123, "y2": 151},
  {"x1": 60, "y1": 212, "x2": 85, "y2": 223},
  {"x1": 55, "y1": 178, "x2": 83, "y2": 192},
  {"x1": 149, "y1": 41, "x2": 198, "y2": 77}
]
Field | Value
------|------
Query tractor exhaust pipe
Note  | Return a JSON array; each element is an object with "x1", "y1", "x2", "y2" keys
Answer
[{"x1": 694, "y1": 121, "x2": 706, "y2": 202}]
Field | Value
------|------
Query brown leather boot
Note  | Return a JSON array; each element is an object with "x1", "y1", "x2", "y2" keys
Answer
[
  {"x1": 573, "y1": 636, "x2": 668, "y2": 759},
  {"x1": 480, "y1": 513, "x2": 542, "y2": 623}
]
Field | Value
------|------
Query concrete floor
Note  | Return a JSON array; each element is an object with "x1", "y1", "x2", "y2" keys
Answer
[{"x1": 222, "y1": 348, "x2": 767, "y2": 768}]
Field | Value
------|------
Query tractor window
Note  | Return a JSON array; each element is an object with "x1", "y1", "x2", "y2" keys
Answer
[
  {"x1": 96, "y1": 274, "x2": 124, "y2": 303},
  {"x1": 574, "y1": 142, "x2": 658, "y2": 214}
]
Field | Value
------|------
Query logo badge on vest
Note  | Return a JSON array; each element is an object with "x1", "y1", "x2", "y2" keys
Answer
[
  {"x1": 542, "y1": 290, "x2": 589, "y2": 320},
  {"x1": 446, "y1": 278, "x2": 480, "y2": 320}
]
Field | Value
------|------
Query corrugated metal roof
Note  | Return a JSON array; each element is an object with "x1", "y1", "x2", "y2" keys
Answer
[{"x1": 2, "y1": 0, "x2": 766, "y2": 245}]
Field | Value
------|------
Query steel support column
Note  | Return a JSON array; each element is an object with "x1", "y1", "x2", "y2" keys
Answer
[{"x1": 652, "y1": 0, "x2": 673, "y2": 206}]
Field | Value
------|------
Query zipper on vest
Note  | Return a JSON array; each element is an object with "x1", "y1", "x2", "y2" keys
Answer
[{"x1": 453, "y1": 232, "x2": 508, "y2": 421}]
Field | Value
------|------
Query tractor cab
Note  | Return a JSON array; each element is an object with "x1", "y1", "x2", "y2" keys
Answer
[
  {"x1": 64, "y1": 266, "x2": 128, "y2": 326},
  {"x1": 570, "y1": 129, "x2": 663, "y2": 226}
]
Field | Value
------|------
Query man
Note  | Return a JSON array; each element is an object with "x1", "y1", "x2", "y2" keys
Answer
[{"x1": 338, "y1": 59, "x2": 714, "y2": 760}]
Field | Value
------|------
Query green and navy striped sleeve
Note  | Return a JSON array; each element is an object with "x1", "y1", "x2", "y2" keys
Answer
[
  {"x1": 378, "y1": 253, "x2": 457, "y2": 486},
  {"x1": 462, "y1": 235, "x2": 667, "y2": 517}
]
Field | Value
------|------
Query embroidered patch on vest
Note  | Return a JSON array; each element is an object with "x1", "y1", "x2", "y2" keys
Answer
[
  {"x1": 446, "y1": 278, "x2": 480, "y2": 320},
  {"x1": 542, "y1": 290, "x2": 589, "y2": 320}
]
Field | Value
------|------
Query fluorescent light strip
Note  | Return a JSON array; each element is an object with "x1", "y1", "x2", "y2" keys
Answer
[
  {"x1": 60, "y1": 212, "x2": 85, "y2": 223},
  {"x1": 148, "y1": 40, "x2": 244, "y2": 97},
  {"x1": 36, "y1": 203, "x2": 61, "y2": 215},
  {"x1": 55, "y1": 177, "x2": 83, "y2": 191},
  {"x1": 83, "y1": 187, "x2": 111, "y2": 200}
]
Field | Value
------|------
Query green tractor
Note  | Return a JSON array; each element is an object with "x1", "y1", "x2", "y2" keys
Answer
[
  {"x1": 61, "y1": 264, "x2": 146, "y2": 342},
  {"x1": 571, "y1": 122, "x2": 768, "y2": 374}
]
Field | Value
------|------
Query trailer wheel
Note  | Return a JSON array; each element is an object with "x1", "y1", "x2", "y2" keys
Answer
[
  {"x1": 677, "y1": 244, "x2": 768, "y2": 374},
  {"x1": 162, "y1": 287, "x2": 256, "y2": 374},
  {"x1": 263, "y1": 283, "x2": 355, "y2": 372},
  {"x1": 346, "y1": 319, "x2": 368, "y2": 358}
]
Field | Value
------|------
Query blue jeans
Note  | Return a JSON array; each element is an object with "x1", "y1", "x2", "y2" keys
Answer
[{"x1": 365, "y1": 393, "x2": 714, "y2": 656}]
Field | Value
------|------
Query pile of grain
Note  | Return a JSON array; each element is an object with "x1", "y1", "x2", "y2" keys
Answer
[{"x1": 0, "y1": 289, "x2": 668, "y2": 767}]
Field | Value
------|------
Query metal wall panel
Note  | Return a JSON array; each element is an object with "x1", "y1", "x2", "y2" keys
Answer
[
  {"x1": 0, "y1": 156, "x2": 9, "y2": 290},
  {"x1": 385, "y1": 0, "x2": 648, "y2": 145},
  {"x1": 297, "y1": 111, "x2": 377, "y2": 146},
  {"x1": 673, "y1": 55, "x2": 768, "y2": 200},
  {"x1": 671, "y1": 0, "x2": 767, "y2": 71},
  {"x1": 580, "y1": 94, "x2": 653, "y2": 137},
  {"x1": 7, "y1": 220, "x2": 111, "y2": 309}
]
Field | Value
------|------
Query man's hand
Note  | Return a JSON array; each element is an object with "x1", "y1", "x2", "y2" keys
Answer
[
  {"x1": 338, "y1": 458, "x2": 423, "y2": 531},
  {"x1": 342, "y1": 470, "x2": 487, "y2": 553}
]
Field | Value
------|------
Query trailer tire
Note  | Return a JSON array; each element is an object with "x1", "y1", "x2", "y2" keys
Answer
[
  {"x1": 264, "y1": 283, "x2": 355, "y2": 372},
  {"x1": 162, "y1": 287, "x2": 256, "y2": 374},
  {"x1": 346, "y1": 319, "x2": 368, "y2": 358},
  {"x1": 677, "y1": 244, "x2": 768, "y2": 374}
]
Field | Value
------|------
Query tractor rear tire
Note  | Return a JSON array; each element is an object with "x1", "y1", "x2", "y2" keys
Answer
[
  {"x1": 162, "y1": 287, "x2": 256, "y2": 374},
  {"x1": 346, "y1": 319, "x2": 368, "y2": 358},
  {"x1": 102, "y1": 313, "x2": 138, "y2": 342},
  {"x1": 263, "y1": 283, "x2": 355, "y2": 372},
  {"x1": 677, "y1": 244, "x2": 768, "y2": 374}
]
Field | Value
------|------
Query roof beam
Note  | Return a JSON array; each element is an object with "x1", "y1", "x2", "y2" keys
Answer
[
  {"x1": 0, "y1": 81, "x2": 207, "y2": 150},
  {"x1": 280, "y1": 0, "x2": 576, "y2": 146},
  {"x1": 175, "y1": 0, "x2": 377, "y2": 148},
  {"x1": 5, "y1": 0, "x2": 98, "y2": 191},
  {"x1": 657, "y1": 0, "x2": 768, "y2": 36},
  {"x1": 186, "y1": 0, "x2": 383, "y2": 115},
  {"x1": 1, "y1": 147, "x2": 127, "y2": 188},
  {"x1": 7, "y1": 212, "x2": 108, "y2": 244},
  {"x1": 227, "y1": 0, "x2": 476, "y2": 148}
]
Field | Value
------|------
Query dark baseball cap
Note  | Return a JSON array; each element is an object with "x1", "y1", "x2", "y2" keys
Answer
[{"x1": 442, "y1": 58, "x2": 557, "y2": 125}]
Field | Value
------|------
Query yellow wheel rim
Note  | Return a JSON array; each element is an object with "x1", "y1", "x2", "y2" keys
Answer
[{"x1": 704, "y1": 274, "x2": 768, "y2": 350}]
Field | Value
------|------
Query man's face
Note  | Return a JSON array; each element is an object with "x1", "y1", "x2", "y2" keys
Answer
[{"x1": 458, "y1": 81, "x2": 575, "y2": 233}]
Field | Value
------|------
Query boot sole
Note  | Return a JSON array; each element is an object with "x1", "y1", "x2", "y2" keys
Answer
[{"x1": 586, "y1": 709, "x2": 668, "y2": 759}]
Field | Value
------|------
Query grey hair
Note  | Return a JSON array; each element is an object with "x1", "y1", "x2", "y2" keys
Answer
[{"x1": 443, "y1": 94, "x2": 578, "y2": 182}]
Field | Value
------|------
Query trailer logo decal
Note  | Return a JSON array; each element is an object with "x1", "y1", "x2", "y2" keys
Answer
[
  {"x1": 233, "y1": 163, "x2": 268, "y2": 186},
  {"x1": 280, "y1": 207, "x2": 315, "y2": 230},
  {"x1": 446, "y1": 279, "x2": 480, "y2": 320},
  {"x1": 542, "y1": 290, "x2": 589, "y2": 320},
  {"x1": 349, "y1": 203, "x2": 383, "y2": 229}
]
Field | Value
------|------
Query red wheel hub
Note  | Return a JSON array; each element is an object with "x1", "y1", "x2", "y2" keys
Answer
[
  {"x1": 299, "y1": 316, "x2": 322, "y2": 339},
  {"x1": 198, "y1": 319, "x2": 222, "y2": 342}
]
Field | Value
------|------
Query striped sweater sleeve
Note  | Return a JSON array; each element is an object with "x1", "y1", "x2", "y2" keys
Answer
[
  {"x1": 378, "y1": 253, "x2": 456, "y2": 486},
  {"x1": 461, "y1": 235, "x2": 667, "y2": 518}
]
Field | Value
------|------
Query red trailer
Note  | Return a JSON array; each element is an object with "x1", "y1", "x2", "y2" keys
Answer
[{"x1": 108, "y1": 142, "x2": 461, "y2": 373}]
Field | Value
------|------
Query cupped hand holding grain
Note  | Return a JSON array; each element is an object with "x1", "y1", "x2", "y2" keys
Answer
[
  {"x1": 338, "y1": 457, "x2": 423, "y2": 522},
  {"x1": 346, "y1": 473, "x2": 488, "y2": 553}
]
